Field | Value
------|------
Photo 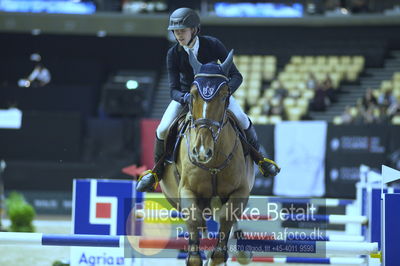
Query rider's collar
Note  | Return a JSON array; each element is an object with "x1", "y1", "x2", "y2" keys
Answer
[{"x1": 183, "y1": 36, "x2": 199, "y2": 58}]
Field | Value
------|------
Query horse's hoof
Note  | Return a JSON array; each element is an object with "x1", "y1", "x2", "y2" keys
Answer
[
  {"x1": 235, "y1": 250, "x2": 253, "y2": 265},
  {"x1": 208, "y1": 260, "x2": 226, "y2": 266},
  {"x1": 210, "y1": 247, "x2": 228, "y2": 266}
]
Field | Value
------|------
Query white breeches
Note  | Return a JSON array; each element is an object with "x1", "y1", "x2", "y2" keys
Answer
[{"x1": 156, "y1": 96, "x2": 250, "y2": 140}]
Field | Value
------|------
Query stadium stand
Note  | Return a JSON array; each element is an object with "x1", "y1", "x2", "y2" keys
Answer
[
  {"x1": 234, "y1": 55, "x2": 365, "y2": 124},
  {"x1": 334, "y1": 70, "x2": 400, "y2": 125}
]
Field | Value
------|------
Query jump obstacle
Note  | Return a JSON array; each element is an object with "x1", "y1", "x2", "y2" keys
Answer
[
  {"x1": 0, "y1": 232, "x2": 378, "y2": 256},
  {"x1": 135, "y1": 164, "x2": 398, "y2": 265},
  {"x1": 141, "y1": 165, "x2": 379, "y2": 243},
  {"x1": 0, "y1": 165, "x2": 399, "y2": 266}
]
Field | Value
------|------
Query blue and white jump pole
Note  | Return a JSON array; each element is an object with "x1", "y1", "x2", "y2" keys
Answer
[{"x1": 0, "y1": 232, "x2": 379, "y2": 256}]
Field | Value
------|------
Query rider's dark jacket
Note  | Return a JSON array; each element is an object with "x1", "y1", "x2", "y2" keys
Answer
[{"x1": 167, "y1": 35, "x2": 243, "y2": 105}]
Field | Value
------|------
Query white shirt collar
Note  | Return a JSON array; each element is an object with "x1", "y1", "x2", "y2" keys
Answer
[{"x1": 183, "y1": 36, "x2": 199, "y2": 58}]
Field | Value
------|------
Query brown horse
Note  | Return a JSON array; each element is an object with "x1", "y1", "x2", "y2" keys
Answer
[{"x1": 160, "y1": 50, "x2": 255, "y2": 266}]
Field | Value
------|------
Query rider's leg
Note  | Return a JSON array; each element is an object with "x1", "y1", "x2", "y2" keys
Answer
[
  {"x1": 136, "y1": 100, "x2": 184, "y2": 192},
  {"x1": 227, "y1": 96, "x2": 280, "y2": 177},
  {"x1": 136, "y1": 134, "x2": 165, "y2": 192},
  {"x1": 244, "y1": 120, "x2": 280, "y2": 177}
]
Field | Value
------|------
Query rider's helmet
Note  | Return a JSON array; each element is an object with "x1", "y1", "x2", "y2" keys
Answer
[{"x1": 167, "y1": 7, "x2": 200, "y2": 33}]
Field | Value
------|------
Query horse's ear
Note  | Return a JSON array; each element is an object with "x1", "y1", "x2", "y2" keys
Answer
[
  {"x1": 188, "y1": 49, "x2": 202, "y2": 75},
  {"x1": 220, "y1": 49, "x2": 234, "y2": 76}
]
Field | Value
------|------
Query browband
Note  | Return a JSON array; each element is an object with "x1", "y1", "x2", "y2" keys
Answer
[{"x1": 194, "y1": 73, "x2": 229, "y2": 81}]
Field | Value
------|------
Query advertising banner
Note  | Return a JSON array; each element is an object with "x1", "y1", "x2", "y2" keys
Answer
[
  {"x1": 71, "y1": 179, "x2": 143, "y2": 266},
  {"x1": 387, "y1": 126, "x2": 400, "y2": 170},
  {"x1": 273, "y1": 121, "x2": 327, "y2": 197},
  {"x1": 325, "y1": 124, "x2": 389, "y2": 198}
]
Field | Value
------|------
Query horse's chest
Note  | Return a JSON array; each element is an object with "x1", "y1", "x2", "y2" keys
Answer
[
  {"x1": 187, "y1": 174, "x2": 212, "y2": 190},
  {"x1": 188, "y1": 172, "x2": 237, "y2": 197}
]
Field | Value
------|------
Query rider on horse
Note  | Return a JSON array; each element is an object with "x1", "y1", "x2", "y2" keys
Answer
[{"x1": 136, "y1": 7, "x2": 280, "y2": 192}]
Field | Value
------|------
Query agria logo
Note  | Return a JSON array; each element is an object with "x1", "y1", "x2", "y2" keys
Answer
[{"x1": 73, "y1": 179, "x2": 142, "y2": 235}]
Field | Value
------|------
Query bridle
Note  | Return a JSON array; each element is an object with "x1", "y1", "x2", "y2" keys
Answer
[
  {"x1": 187, "y1": 72, "x2": 230, "y2": 144},
  {"x1": 184, "y1": 75, "x2": 239, "y2": 177},
  {"x1": 187, "y1": 72, "x2": 230, "y2": 142},
  {"x1": 182, "y1": 50, "x2": 240, "y2": 198},
  {"x1": 187, "y1": 96, "x2": 229, "y2": 143}
]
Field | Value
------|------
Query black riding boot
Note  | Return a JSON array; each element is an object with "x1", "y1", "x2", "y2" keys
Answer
[
  {"x1": 244, "y1": 122, "x2": 281, "y2": 178},
  {"x1": 136, "y1": 136, "x2": 165, "y2": 192}
]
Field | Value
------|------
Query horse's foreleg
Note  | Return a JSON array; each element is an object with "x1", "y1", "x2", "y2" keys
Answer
[
  {"x1": 180, "y1": 188, "x2": 204, "y2": 266},
  {"x1": 211, "y1": 190, "x2": 249, "y2": 266}
]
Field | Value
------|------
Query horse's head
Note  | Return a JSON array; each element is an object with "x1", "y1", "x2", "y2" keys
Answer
[{"x1": 186, "y1": 49, "x2": 234, "y2": 164}]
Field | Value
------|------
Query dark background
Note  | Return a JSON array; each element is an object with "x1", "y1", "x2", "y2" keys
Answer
[{"x1": 1, "y1": 17, "x2": 400, "y2": 201}]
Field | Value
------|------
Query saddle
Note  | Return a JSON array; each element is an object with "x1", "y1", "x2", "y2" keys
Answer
[
  {"x1": 164, "y1": 111, "x2": 190, "y2": 163},
  {"x1": 164, "y1": 110, "x2": 249, "y2": 164}
]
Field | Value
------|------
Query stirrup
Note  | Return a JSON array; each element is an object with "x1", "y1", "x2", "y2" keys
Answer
[
  {"x1": 257, "y1": 158, "x2": 280, "y2": 176},
  {"x1": 138, "y1": 170, "x2": 160, "y2": 191}
]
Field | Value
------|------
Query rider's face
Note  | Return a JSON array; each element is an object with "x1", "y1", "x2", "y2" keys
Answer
[{"x1": 174, "y1": 28, "x2": 194, "y2": 47}]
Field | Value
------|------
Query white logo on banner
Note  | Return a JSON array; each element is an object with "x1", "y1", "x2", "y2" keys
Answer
[
  {"x1": 89, "y1": 180, "x2": 118, "y2": 235},
  {"x1": 330, "y1": 168, "x2": 339, "y2": 181},
  {"x1": 330, "y1": 138, "x2": 340, "y2": 151}
]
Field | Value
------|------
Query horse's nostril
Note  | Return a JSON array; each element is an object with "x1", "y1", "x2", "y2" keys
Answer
[
  {"x1": 206, "y1": 149, "x2": 212, "y2": 157},
  {"x1": 192, "y1": 147, "x2": 198, "y2": 155}
]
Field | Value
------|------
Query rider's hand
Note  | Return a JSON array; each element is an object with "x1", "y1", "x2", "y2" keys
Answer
[{"x1": 183, "y1": 93, "x2": 192, "y2": 104}]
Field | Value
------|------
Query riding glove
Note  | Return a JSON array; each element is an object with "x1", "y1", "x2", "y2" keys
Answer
[{"x1": 183, "y1": 92, "x2": 192, "y2": 104}]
